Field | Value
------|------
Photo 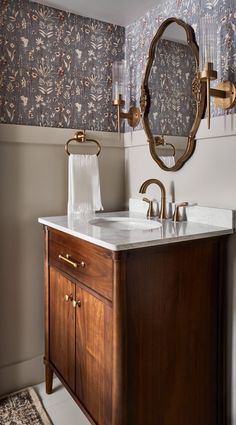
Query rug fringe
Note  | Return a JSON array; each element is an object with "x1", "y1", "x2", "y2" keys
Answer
[{"x1": 0, "y1": 386, "x2": 53, "y2": 425}]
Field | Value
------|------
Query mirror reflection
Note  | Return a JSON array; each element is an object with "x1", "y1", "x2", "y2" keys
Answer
[
  {"x1": 149, "y1": 23, "x2": 196, "y2": 167},
  {"x1": 141, "y1": 19, "x2": 205, "y2": 171}
]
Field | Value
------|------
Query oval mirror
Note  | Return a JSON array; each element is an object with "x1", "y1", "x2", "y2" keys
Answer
[{"x1": 140, "y1": 17, "x2": 206, "y2": 171}]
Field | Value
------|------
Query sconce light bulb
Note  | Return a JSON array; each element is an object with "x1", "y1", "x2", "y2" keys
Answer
[
  {"x1": 113, "y1": 81, "x2": 119, "y2": 101},
  {"x1": 112, "y1": 60, "x2": 126, "y2": 102},
  {"x1": 199, "y1": 15, "x2": 217, "y2": 75}
]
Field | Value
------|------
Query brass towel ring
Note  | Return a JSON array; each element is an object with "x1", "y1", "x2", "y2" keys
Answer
[
  {"x1": 65, "y1": 130, "x2": 101, "y2": 156},
  {"x1": 154, "y1": 136, "x2": 176, "y2": 157},
  {"x1": 165, "y1": 142, "x2": 176, "y2": 157}
]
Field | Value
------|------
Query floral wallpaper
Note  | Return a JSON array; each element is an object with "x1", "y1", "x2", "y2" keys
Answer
[
  {"x1": 148, "y1": 39, "x2": 197, "y2": 136},
  {"x1": 0, "y1": 0, "x2": 124, "y2": 131},
  {"x1": 126, "y1": 0, "x2": 236, "y2": 131},
  {"x1": 0, "y1": 0, "x2": 235, "y2": 132}
]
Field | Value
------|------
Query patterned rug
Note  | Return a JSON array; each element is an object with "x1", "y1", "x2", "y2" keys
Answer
[{"x1": 0, "y1": 387, "x2": 52, "y2": 424}]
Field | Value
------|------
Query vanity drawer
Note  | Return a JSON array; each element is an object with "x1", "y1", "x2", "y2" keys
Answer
[{"x1": 48, "y1": 230, "x2": 113, "y2": 301}]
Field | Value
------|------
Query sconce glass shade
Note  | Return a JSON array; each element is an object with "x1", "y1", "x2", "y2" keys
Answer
[
  {"x1": 112, "y1": 60, "x2": 126, "y2": 102},
  {"x1": 199, "y1": 16, "x2": 217, "y2": 73}
]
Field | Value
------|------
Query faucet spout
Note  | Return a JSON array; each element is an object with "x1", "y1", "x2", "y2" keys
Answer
[{"x1": 139, "y1": 178, "x2": 168, "y2": 220}]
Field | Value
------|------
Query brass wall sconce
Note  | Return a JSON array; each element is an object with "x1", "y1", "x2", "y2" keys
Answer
[
  {"x1": 199, "y1": 15, "x2": 236, "y2": 129},
  {"x1": 112, "y1": 60, "x2": 141, "y2": 132}
]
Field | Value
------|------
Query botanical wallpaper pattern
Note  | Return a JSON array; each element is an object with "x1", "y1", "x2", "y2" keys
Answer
[
  {"x1": 126, "y1": 0, "x2": 236, "y2": 131},
  {"x1": 0, "y1": 0, "x2": 124, "y2": 131},
  {"x1": 0, "y1": 0, "x2": 235, "y2": 132},
  {"x1": 148, "y1": 39, "x2": 197, "y2": 136}
]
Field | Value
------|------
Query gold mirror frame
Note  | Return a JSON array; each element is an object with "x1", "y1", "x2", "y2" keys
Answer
[{"x1": 140, "y1": 17, "x2": 206, "y2": 171}]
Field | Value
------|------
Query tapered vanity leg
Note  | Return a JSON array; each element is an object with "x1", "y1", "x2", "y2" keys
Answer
[{"x1": 45, "y1": 365, "x2": 53, "y2": 394}]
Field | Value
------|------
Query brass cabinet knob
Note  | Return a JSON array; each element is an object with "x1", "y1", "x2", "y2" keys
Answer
[
  {"x1": 64, "y1": 294, "x2": 73, "y2": 302},
  {"x1": 72, "y1": 300, "x2": 81, "y2": 308}
]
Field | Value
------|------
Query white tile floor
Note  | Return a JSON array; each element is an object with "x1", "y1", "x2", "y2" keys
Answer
[{"x1": 34, "y1": 378, "x2": 90, "y2": 425}]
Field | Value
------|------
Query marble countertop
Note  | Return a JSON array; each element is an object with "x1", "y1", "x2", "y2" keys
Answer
[{"x1": 38, "y1": 209, "x2": 234, "y2": 251}]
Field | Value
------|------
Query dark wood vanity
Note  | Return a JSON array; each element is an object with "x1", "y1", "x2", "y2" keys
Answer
[{"x1": 43, "y1": 225, "x2": 227, "y2": 425}]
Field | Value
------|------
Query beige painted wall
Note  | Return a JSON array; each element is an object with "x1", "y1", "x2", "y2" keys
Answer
[
  {"x1": 0, "y1": 125, "x2": 124, "y2": 394},
  {"x1": 1, "y1": 116, "x2": 236, "y2": 423},
  {"x1": 124, "y1": 114, "x2": 236, "y2": 209},
  {"x1": 124, "y1": 112, "x2": 236, "y2": 424}
]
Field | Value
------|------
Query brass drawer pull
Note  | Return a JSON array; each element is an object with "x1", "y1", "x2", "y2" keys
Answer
[
  {"x1": 58, "y1": 254, "x2": 85, "y2": 268},
  {"x1": 59, "y1": 254, "x2": 77, "y2": 268},
  {"x1": 64, "y1": 294, "x2": 73, "y2": 302},
  {"x1": 72, "y1": 300, "x2": 81, "y2": 308}
]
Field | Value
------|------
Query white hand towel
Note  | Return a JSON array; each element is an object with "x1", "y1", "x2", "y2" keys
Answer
[
  {"x1": 159, "y1": 156, "x2": 175, "y2": 168},
  {"x1": 68, "y1": 154, "x2": 103, "y2": 216}
]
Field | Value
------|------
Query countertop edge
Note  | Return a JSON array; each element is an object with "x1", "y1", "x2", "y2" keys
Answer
[{"x1": 38, "y1": 217, "x2": 233, "y2": 251}]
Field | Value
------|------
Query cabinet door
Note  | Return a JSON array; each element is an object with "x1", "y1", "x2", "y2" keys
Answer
[
  {"x1": 75, "y1": 287, "x2": 112, "y2": 425},
  {"x1": 49, "y1": 267, "x2": 75, "y2": 391}
]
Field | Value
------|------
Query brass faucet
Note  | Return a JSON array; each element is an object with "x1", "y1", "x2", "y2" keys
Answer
[
  {"x1": 139, "y1": 178, "x2": 168, "y2": 220},
  {"x1": 173, "y1": 202, "x2": 188, "y2": 222},
  {"x1": 142, "y1": 197, "x2": 155, "y2": 218}
]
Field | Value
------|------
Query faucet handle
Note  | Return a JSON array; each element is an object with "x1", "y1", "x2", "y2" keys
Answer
[
  {"x1": 142, "y1": 197, "x2": 156, "y2": 218},
  {"x1": 173, "y1": 202, "x2": 189, "y2": 222}
]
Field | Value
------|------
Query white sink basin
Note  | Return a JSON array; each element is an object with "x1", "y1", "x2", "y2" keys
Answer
[{"x1": 89, "y1": 216, "x2": 162, "y2": 231}]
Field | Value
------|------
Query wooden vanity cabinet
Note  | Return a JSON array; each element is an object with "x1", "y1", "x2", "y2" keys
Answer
[
  {"x1": 49, "y1": 267, "x2": 112, "y2": 423},
  {"x1": 49, "y1": 268, "x2": 76, "y2": 391},
  {"x1": 43, "y1": 226, "x2": 227, "y2": 425},
  {"x1": 45, "y1": 227, "x2": 113, "y2": 425}
]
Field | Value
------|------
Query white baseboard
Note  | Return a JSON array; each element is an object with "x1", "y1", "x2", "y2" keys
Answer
[{"x1": 0, "y1": 355, "x2": 44, "y2": 396}]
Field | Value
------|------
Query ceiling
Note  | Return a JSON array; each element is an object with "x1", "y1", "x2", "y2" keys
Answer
[{"x1": 32, "y1": 0, "x2": 159, "y2": 26}]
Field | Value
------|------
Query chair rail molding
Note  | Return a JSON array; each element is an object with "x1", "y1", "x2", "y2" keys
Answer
[{"x1": 0, "y1": 125, "x2": 124, "y2": 148}]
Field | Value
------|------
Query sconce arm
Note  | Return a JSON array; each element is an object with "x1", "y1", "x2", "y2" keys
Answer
[
  {"x1": 120, "y1": 106, "x2": 141, "y2": 128},
  {"x1": 211, "y1": 81, "x2": 236, "y2": 111},
  {"x1": 201, "y1": 77, "x2": 236, "y2": 129},
  {"x1": 113, "y1": 94, "x2": 141, "y2": 130},
  {"x1": 210, "y1": 88, "x2": 230, "y2": 99},
  {"x1": 120, "y1": 111, "x2": 132, "y2": 119}
]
